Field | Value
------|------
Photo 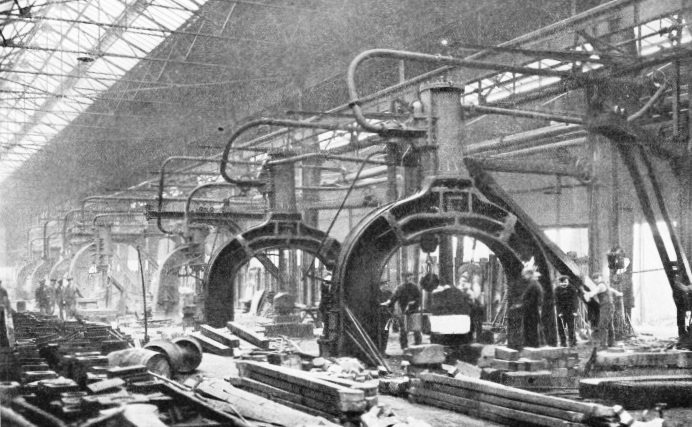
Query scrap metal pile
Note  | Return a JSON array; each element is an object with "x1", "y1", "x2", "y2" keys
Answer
[{"x1": 0, "y1": 312, "x2": 247, "y2": 427}]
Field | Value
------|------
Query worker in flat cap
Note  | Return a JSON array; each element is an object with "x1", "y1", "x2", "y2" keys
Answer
[
  {"x1": 592, "y1": 272, "x2": 621, "y2": 349},
  {"x1": 63, "y1": 277, "x2": 83, "y2": 320},
  {"x1": 381, "y1": 272, "x2": 422, "y2": 350},
  {"x1": 554, "y1": 275, "x2": 578, "y2": 347}
]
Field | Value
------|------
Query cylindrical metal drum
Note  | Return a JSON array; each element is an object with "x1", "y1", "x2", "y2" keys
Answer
[
  {"x1": 172, "y1": 336, "x2": 203, "y2": 373},
  {"x1": 107, "y1": 348, "x2": 171, "y2": 378},
  {"x1": 144, "y1": 341, "x2": 183, "y2": 375}
]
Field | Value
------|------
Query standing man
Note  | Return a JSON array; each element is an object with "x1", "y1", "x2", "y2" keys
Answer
[
  {"x1": 63, "y1": 277, "x2": 83, "y2": 320},
  {"x1": 592, "y1": 273, "x2": 621, "y2": 349},
  {"x1": 456, "y1": 263, "x2": 485, "y2": 342},
  {"x1": 54, "y1": 279, "x2": 65, "y2": 320},
  {"x1": 670, "y1": 264, "x2": 690, "y2": 343},
  {"x1": 35, "y1": 279, "x2": 47, "y2": 314},
  {"x1": 377, "y1": 281, "x2": 393, "y2": 352},
  {"x1": 381, "y1": 273, "x2": 422, "y2": 350},
  {"x1": 554, "y1": 275, "x2": 578, "y2": 347},
  {"x1": 47, "y1": 279, "x2": 57, "y2": 315},
  {"x1": 520, "y1": 258, "x2": 543, "y2": 348},
  {"x1": 0, "y1": 280, "x2": 12, "y2": 347}
]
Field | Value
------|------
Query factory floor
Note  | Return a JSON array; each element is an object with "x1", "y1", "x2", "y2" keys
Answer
[
  {"x1": 187, "y1": 327, "x2": 692, "y2": 427},
  {"x1": 191, "y1": 353, "x2": 502, "y2": 427}
]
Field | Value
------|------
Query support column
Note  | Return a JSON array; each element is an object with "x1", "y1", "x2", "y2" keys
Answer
[{"x1": 268, "y1": 158, "x2": 298, "y2": 297}]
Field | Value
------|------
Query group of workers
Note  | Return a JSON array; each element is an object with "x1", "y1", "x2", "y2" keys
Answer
[
  {"x1": 35, "y1": 277, "x2": 83, "y2": 320},
  {"x1": 380, "y1": 246, "x2": 635, "y2": 352},
  {"x1": 380, "y1": 264, "x2": 489, "y2": 350}
]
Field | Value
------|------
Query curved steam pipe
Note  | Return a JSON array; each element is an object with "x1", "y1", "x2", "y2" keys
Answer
[
  {"x1": 157, "y1": 156, "x2": 260, "y2": 236},
  {"x1": 346, "y1": 49, "x2": 573, "y2": 134},
  {"x1": 62, "y1": 209, "x2": 82, "y2": 252},
  {"x1": 28, "y1": 237, "x2": 43, "y2": 258},
  {"x1": 220, "y1": 118, "x2": 364, "y2": 185},
  {"x1": 43, "y1": 219, "x2": 58, "y2": 260},
  {"x1": 40, "y1": 231, "x2": 62, "y2": 260},
  {"x1": 628, "y1": 81, "x2": 669, "y2": 122},
  {"x1": 26, "y1": 225, "x2": 42, "y2": 257}
]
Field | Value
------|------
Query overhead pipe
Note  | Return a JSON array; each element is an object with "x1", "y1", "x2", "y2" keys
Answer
[
  {"x1": 219, "y1": 0, "x2": 637, "y2": 156},
  {"x1": 298, "y1": 174, "x2": 402, "y2": 195},
  {"x1": 466, "y1": 156, "x2": 592, "y2": 181},
  {"x1": 92, "y1": 212, "x2": 145, "y2": 227},
  {"x1": 346, "y1": 49, "x2": 574, "y2": 134},
  {"x1": 461, "y1": 104, "x2": 584, "y2": 125},
  {"x1": 464, "y1": 124, "x2": 584, "y2": 155},
  {"x1": 220, "y1": 118, "x2": 366, "y2": 186},
  {"x1": 267, "y1": 152, "x2": 392, "y2": 167},
  {"x1": 157, "y1": 156, "x2": 260, "y2": 236},
  {"x1": 492, "y1": 137, "x2": 587, "y2": 158}
]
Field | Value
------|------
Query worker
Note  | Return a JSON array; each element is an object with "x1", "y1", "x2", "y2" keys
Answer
[
  {"x1": 520, "y1": 258, "x2": 543, "y2": 348},
  {"x1": 0, "y1": 280, "x2": 10, "y2": 347},
  {"x1": 670, "y1": 264, "x2": 690, "y2": 343},
  {"x1": 554, "y1": 275, "x2": 578, "y2": 347},
  {"x1": 377, "y1": 281, "x2": 393, "y2": 352},
  {"x1": 607, "y1": 246, "x2": 634, "y2": 339},
  {"x1": 35, "y1": 279, "x2": 47, "y2": 314},
  {"x1": 47, "y1": 279, "x2": 58, "y2": 315},
  {"x1": 54, "y1": 279, "x2": 65, "y2": 320},
  {"x1": 456, "y1": 263, "x2": 485, "y2": 342},
  {"x1": 317, "y1": 273, "x2": 334, "y2": 339},
  {"x1": 381, "y1": 273, "x2": 422, "y2": 350},
  {"x1": 592, "y1": 273, "x2": 621, "y2": 349},
  {"x1": 63, "y1": 277, "x2": 83, "y2": 320}
]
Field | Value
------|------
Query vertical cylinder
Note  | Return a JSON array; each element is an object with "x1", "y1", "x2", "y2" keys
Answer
[
  {"x1": 419, "y1": 82, "x2": 467, "y2": 178},
  {"x1": 268, "y1": 159, "x2": 297, "y2": 213}
]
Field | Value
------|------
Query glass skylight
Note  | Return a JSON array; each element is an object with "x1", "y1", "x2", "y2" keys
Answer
[{"x1": 0, "y1": 0, "x2": 207, "y2": 182}]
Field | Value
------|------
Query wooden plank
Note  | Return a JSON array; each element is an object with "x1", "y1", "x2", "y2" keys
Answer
[
  {"x1": 308, "y1": 373, "x2": 378, "y2": 397},
  {"x1": 189, "y1": 332, "x2": 233, "y2": 356},
  {"x1": 239, "y1": 377, "x2": 341, "y2": 416},
  {"x1": 494, "y1": 346, "x2": 520, "y2": 361},
  {"x1": 199, "y1": 325, "x2": 240, "y2": 348},
  {"x1": 191, "y1": 378, "x2": 338, "y2": 426},
  {"x1": 412, "y1": 387, "x2": 585, "y2": 427},
  {"x1": 86, "y1": 377, "x2": 125, "y2": 394},
  {"x1": 226, "y1": 322, "x2": 270, "y2": 349},
  {"x1": 271, "y1": 396, "x2": 339, "y2": 422},
  {"x1": 244, "y1": 370, "x2": 366, "y2": 413},
  {"x1": 420, "y1": 381, "x2": 586, "y2": 423},
  {"x1": 237, "y1": 361, "x2": 365, "y2": 405},
  {"x1": 580, "y1": 375, "x2": 692, "y2": 400},
  {"x1": 418, "y1": 373, "x2": 614, "y2": 418},
  {"x1": 411, "y1": 389, "x2": 536, "y2": 427}
]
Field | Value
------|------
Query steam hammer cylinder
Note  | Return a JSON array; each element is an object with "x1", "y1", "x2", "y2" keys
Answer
[
  {"x1": 269, "y1": 158, "x2": 297, "y2": 213},
  {"x1": 419, "y1": 82, "x2": 467, "y2": 178}
]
